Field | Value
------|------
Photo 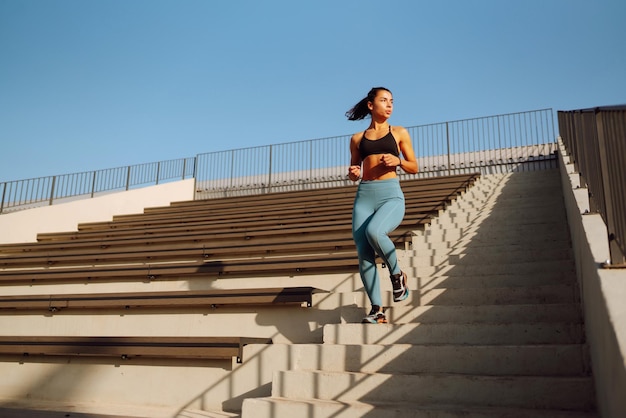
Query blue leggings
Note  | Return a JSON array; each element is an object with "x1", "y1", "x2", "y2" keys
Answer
[{"x1": 352, "y1": 177, "x2": 405, "y2": 307}]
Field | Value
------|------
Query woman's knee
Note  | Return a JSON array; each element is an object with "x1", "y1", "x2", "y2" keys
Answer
[{"x1": 365, "y1": 224, "x2": 392, "y2": 246}]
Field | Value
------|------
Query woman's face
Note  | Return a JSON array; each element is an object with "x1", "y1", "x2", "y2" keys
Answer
[{"x1": 368, "y1": 90, "x2": 394, "y2": 120}]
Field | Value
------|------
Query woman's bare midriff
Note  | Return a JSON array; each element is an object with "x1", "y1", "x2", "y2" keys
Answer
[{"x1": 361, "y1": 154, "x2": 398, "y2": 181}]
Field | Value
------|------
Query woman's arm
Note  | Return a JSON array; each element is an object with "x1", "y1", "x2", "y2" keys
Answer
[
  {"x1": 348, "y1": 134, "x2": 362, "y2": 181},
  {"x1": 395, "y1": 126, "x2": 418, "y2": 174}
]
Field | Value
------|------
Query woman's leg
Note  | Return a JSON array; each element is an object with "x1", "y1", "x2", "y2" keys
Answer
[
  {"x1": 352, "y1": 189, "x2": 382, "y2": 307},
  {"x1": 365, "y1": 187, "x2": 409, "y2": 303},
  {"x1": 365, "y1": 195, "x2": 405, "y2": 276}
]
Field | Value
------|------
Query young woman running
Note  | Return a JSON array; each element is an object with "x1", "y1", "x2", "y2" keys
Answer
[{"x1": 346, "y1": 87, "x2": 418, "y2": 324}]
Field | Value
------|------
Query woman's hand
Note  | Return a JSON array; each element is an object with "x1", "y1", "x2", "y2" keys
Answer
[
  {"x1": 348, "y1": 165, "x2": 361, "y2": 181},
  {"x1": 380, "y1": 154, "x2": 401, "y2": 168}
]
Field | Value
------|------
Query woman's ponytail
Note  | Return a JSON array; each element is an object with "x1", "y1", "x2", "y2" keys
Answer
[{"x1": 345, "y1": 87, "x2": 391, "y2": 121}]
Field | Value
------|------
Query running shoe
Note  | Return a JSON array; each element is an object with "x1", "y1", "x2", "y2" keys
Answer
[
  {"x1": 362, "y1": 306, "x2": 387, "y2": 324},
  {"x1": 391, "y1": 271, "x2": 409, "y2": 302}
]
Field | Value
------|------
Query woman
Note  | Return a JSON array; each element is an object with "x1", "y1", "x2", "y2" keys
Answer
[{"x1": 346, "y1": 87, "x2": 418, "y2": 324}]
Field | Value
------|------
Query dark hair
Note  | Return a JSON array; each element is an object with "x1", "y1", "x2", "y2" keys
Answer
[{"x1": 345, "y1": 87, "x2": 392, "y2": 121}]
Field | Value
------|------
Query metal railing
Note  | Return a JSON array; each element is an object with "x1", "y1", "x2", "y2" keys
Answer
[
  {"x1": 195, "y1": 108, "x2": 557, "y2": 198},
  {"x1": 0, "y1": 157, "x2": 196, "y2": 214},
  {"x1": 1, "y1": 108, "x2": 556, "y2": 214},
  {"x1": 558, "y1": 105, "x2": 626, "y2": 266}
]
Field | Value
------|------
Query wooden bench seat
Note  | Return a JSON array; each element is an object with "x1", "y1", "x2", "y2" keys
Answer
[
  {"x1": 0, "y1": 286, "x2": 322, "y2": 311},
  {"x1": 0, "y1": 336, "x2": 271, "y2": 362},
  {"x1": 68, "y1": 184, "x2": 457, "y2": 223},
  {"x1": 0, "y1": 235, "x2": 360, "y2": 269},
  {"x1": 148, "y1": 179, "x2": 466, "y2": 215},
  {"x1": 0, "y1": 214, "x2": 419, "y2": 256},
  {"x1": 0, "y1": 252, "x2": 360, "y2": 283},
  {"x1": 0, "y1": 212, "x2": 427, "y2": 270},
  {"x1": 34, "y1": 198, "x2": 445, "y2": 243},
  {"x1": 75, "y1": 190, "x2": 457, "y2": 232},
  {"x1": 94, "y1": 174, "x2": 477, "y2": 227},
  {"x1": 0, "y1": 228, "x2": 361, "y2": 265},
  {"x1": 168, "y1": 173, "x2": 479, "y2": 211},
  {"x1": 82, "y1": 174, "x2": 478, "y2": 226}
]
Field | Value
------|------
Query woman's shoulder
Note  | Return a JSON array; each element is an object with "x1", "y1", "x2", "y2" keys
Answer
[
  {"x1": 391, "y1": 125, "x2": 410, "y2": 140},
  {"x1": 390, "y1": 124, "x2": 408, "y2": 134},
  {"x1": 350, "y1": 131, "x2": 365, "y2": 143}
]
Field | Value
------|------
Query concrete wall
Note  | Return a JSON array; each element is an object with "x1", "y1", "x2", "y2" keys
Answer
[
  {"x1": 557, "y1": 138, "x2": 626, "y2": 418},
  {"x1": 0, "y1": 179, "x2": 196, "y2": 244}
]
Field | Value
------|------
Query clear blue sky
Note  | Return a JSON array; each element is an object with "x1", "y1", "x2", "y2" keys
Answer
[{"x1": 1, "y1": 0, "x2": 624, "y2": 182}]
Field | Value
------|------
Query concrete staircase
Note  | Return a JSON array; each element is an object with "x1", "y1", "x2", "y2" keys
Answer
[{"x1": 240, "y1": 169, "x2": 597, "y2": 417}]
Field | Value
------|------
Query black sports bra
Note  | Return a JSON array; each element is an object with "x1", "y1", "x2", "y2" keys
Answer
[{"x1": 359, "y1": 126, "x2": 400, "y2": 159}]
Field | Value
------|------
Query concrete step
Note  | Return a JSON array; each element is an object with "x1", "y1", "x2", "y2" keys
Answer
[
  {"x1": 417, "y1": 227, "x2": 571, "y2": 243},
  {"x1": 419, "y1": 225, "x2": 570, "y2": 242},
  {"x1": 493, "y1": 184, "x2": 564, "y2": 196},
  {"x1": 0, "y1": 404, "x2": 224, "y2": 418},
  {"x1": 413, "y1": 237, "x2": 572, "y2": 254},
  {"x1": 0, "y1": 406, "x2": 148, "y2": 418},
  {"x1": 412, "y1": 247, "x2": 573, "y2": 266},
  {"x1": 174, "y1": 410, "x2": 239, "y2": 418},
  {"x1": 242, "y1": 397, "x2": 597, "y2": 418},
  {"x1": 476, "y1": 175, "x2": 562, "y2": 189},
  {"x1": 487, "y1": 169, "x2": 561, "y2": 185},
  {"x1": 436, "y1": 189, "x2": 565, "y2": 222},
  {"x1": 429, "y1": 209, "x2": 570, "y2": 229},
  {"x1": 434, "y1": 212, "x2": 569, "y2": 229},
  {"x1": 496, "y1": 192, "x2": 565, "y2": 202},
  {"x1": 412, "y1": 233, "x2": 571, "y2": 250},
  {"x1": 411, "y1": 238, "x2": 572, "y2": 252},
  {"x1": 492, "y1": 190, "x2": 565, "y2": 200},
  {"x1": 340, "y1": 303, "x2": 582, "y2": 324},
  {"x1": 406, "y1": 284, "x2": 578, "y2": 306},
  {"x1": 429, "y1": 213, "x2": 570, "y2": 232},
  {"x1": 242, "y1": 342, "x2": 589, "y2": 376},
  {"x1": 415, "y1": 260, "x2": 575, "y2": 277},
  {"x1": 323, "y1": 323, "x2": 584, "y2": 345},
  {"x1": 477, "y1": 193, "x2": 565, "y2": 208},
  {"x1": 414, "y1": 272, "x2": 577, "y2": 289},
  {"x1": 314, "y1": 284, "x2": 578, "y2": 310},
  {"x1": 445, "y1": 198, "x2": 489, "y2": 211},
  {"x1": 268, "y1": 370, "x2": 595, "y2": 411}
]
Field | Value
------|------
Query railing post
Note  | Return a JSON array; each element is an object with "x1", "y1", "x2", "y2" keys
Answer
[
  {"x1": 268, "y1": 145, "x2": 273, "y2": 194},
  {"x1": 446, "y1": 122, "x2": 451, "y2": 176},
  {"x1": 229, "y1": 150, "x2": 235, "y2": 190},
  {"x1": 125, "y1": 166, "x2": 131, "y2": 191},
  {"x1": 182, "y1": 158, "x2": 187, "y2": 180},
  {"x1": 156, "y1": 162, "x2": 161, "y2": 185},
  {"x1": 90, "y1": 171, "x2": 97, "y2": 198},
  {"x1": 310, "y1": 140, "x2": 313, "y2": 184},
  {"x1": 49, "y1": 176, "x2": 56, "y2": 206},
  {"x1": 192, "y1": 157, "x2": 198, "y2": 200},
  {"x1": 496, "y1": 115, "x2": 502, "y2": 153}
]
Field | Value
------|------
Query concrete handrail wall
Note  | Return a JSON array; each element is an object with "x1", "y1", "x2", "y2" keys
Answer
[
  {"x1": 557, "y1": 137, "x2": 626, "y2": 418},
  {"x1": 558, "y1": 106, "x2": 626, "y2": 265}
]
